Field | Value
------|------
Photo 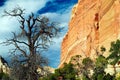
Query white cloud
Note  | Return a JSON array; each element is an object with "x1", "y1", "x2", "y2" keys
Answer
[
  {"x1": 0, "y1": 0, "x2": 49, "y2": 33},
  {"x1": 36, "y1": 5, "x2": 73, "y2": 67},
  {"x1": 41, "y1": 12, "x2": 71, "y2": 23},
  {"x1": 0, "y1": 0, "x2": 74, "y2": 68},
  {"x1": 40, "y1": 14, "x2": 71, "y2": 67},
  {"x1": 0, "y1": 0, "x2": 49, "y2": 55},
  {"x1": 2, "y1": 0, "x2": 48, "y2": 13},
  {"x1": 39, "y1": 6, "x2": 72, "y2": 47}
]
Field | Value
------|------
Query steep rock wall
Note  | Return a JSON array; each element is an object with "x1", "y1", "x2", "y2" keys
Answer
[{"x1": 59, "y1": 0, "x2": 120, "y2": 67}]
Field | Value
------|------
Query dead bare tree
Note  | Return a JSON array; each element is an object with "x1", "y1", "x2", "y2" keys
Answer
[{"x1": 3, "y1": 7, "x2": 61, "y2": 80}]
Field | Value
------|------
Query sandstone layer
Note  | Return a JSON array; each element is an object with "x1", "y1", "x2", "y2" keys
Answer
[{"x1": 59, "y1": 0, "x2": 120, "y2": 67}]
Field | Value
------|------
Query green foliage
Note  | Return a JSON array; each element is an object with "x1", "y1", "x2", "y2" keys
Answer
[
  {"x1": 92, "y1": 68, "x2": 106, "y2": 80},
  {"x1": 82, "y1": 57, "x2": 93, "y2": 68},
  {"x1": 107, "y1": 40, "x2": 120, "y2": 65},
  {"x1": 40, "y1": 39, "x2": 120, "y2": 80},
  {"x1": 41, "y1": 63, "x2": 76, "y2": 80},
  {"x1": 101, "y1": 46, "x2": 106, "y2": 54},
  {"x1": 115, "y1": 73, "x2": 120, "y2": 80},
  {"x1": 116, "y1": 76, "x2": 120, "y2": 80},
  {"x1": 92, "y1": 55, "x2": 108, "y2": 80},
  {"x1": 70, "y1": 55, "x2": 82, "y2": 66},
  {"x1": 82, "y1": 75, "x2": 90, "y2": 80},
  {"x1": 70, "y1": 55, "x2": 83, "y2": 78},
  {"x1": 82, "y1": 57, "x2": 94, "y2": 80},
  {"x1": 55, "y1": 63, "x2": 76, "y2": 80},
  {"x1": 40, "y1": 74, "x2": 56, "y2": 80},
  {"x1": 104, "y1": 73, "x2": 115, "y2": 80},
  {"x1": 107, "y1": 39, "x2": 120, "y2": 74},
  {"x1": 95, "y1": 55, "x2": 108, "y2": 68},
  {"x1": 0, "y1": 72, "x2": 10, "y2": 80},
  {"x1": 97, "y1": 74, "x2": 104, "y2": 80}
]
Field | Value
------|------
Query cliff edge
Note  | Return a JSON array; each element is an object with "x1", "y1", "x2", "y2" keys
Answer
[{"x1": 59, "y1": 0, "x2": 120, "y2": 67}]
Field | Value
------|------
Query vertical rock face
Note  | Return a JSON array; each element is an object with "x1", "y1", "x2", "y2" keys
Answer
[{"x1": 59, "y1": 0, "x2": 120, "y2": 67}]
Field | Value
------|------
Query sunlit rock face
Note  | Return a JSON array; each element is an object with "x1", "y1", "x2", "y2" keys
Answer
[
  {"x1": 59, "y1": 0, "x2": 120, "y2": 67},
  {"x1": 0, "y1": 56, "x2": 9, "y2": 74}
]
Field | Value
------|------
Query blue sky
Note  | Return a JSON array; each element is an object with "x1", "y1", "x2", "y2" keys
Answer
[{"x1": 0, "y1": 0, "x2": 77, "y2": 68}]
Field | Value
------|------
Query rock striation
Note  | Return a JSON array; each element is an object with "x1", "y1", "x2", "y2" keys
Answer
[{"x1": 59, "y1": 0, "x2": 120, "y2": 67}]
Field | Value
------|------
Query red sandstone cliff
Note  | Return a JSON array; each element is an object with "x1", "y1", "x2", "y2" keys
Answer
[{"x1": 59, "y1": 0, "x2": 120, "y2": 67}]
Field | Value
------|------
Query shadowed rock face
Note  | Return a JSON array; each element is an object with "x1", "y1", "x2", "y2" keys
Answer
[
  {"x1": 59, "y1": 0, "x2": 120, "y2": 67},
  {"x1": 0, "y1": 56, "x2": 9, "y2": 74}
]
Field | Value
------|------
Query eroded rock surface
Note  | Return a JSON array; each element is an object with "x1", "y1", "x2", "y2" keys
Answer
[{"x1": 59, "y1": 0, "x2": 120, "y2": 67}]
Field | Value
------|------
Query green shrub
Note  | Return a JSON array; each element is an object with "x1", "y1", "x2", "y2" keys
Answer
[{"x1": 0, "y1": 72, "x2": 10, "y2": 80}]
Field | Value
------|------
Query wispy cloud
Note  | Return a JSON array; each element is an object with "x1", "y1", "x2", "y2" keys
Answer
[
  {"x1": 0, "y1": 0, "x2": 78, "y2": 68},
  {"x1": 0, "y1": 0, "x2": 49, "y2": 55},
  {"x1": 2, "y1": 0, "x2": 48, "y2": 13},
  {"x1": 41, "y1": 12, "x2": 71, "y2": 68},
  {"x1": 0, "y1": 0, "x2": 49, "y2": 38}
]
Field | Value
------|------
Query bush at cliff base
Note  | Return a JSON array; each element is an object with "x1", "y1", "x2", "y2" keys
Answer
[
  {"x1": 115, "y1": 72, "x2": 120, "y2": 80},
  {"x1": 39, "y1": 63, "x2": 76, "y2": 80},
  {"x1": 0, "y1": 72, "x2": 10, "y2": 80}
]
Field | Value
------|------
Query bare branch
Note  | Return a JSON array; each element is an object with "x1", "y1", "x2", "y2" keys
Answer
[
  {"x1": 31, "y1": 18, "x2": 37, "y2": 28},
  {"x1": 7, "y1": 38, "x2": 28, "y2": 57},
  {"x1": 14, "y1": 42, "x2": 28, "y2": 57},
  {"x1": 4, "y1": 7, "x2": 25, "y2": 17},
  {"x1": 13, "y1": 39, "x2": 29, "y2": 46},
  {"x1": 3, "y1": 7, "x2": 62, "y2": 80}
]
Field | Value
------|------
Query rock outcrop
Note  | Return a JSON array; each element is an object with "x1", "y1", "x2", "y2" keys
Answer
[
  {"x1": 37, "y1": 66, "x2": 55, "y2": 76},
  {"x1": 59, "y1": 0, "x2": 120, "y2": 67},
  {"x1": 0, "y1": 56, "x2": 9, "y2": 74}
]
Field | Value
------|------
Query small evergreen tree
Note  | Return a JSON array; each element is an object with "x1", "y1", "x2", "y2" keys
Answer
[
  {"x1": 55, "y1": 63, "x2": 76, "y2": 80},
  {"x1": 92, "y1": 55, "x2": 108, "y2": 80},
  {"x1": 82, "y1": 57, "x2": 94, "y2": 80},
  {"x1": 107, "y1": 40, "x2": 120, "y2": 74},
  {"x1": 41, "y1": 63, "x2": 76, "y2": 80},
  {"x1": 70, "y1": 55, "x2": 82, "y2": 77},
  {"x1": 0, "y1": 72, "x2": 10, "y2": 80}
]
